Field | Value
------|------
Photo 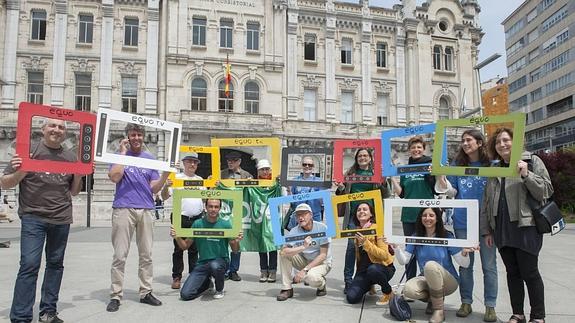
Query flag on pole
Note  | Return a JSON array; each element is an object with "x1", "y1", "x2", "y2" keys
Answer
[{"x1": 225, "y1": 54, "x2": 231, "y2": 98}]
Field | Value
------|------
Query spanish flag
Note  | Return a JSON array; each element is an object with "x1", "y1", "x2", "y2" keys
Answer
[{"x1": 225, "y1": 54, "x2": 231, "y2": 98}]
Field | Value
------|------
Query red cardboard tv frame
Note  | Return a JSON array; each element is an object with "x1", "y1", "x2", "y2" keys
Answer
[
  {"x1": 332, "y1": 139, "x2": 383, "y2": 184},
  {"x1": 16, "y1": 102, "x2": 96, "y2": 174}
]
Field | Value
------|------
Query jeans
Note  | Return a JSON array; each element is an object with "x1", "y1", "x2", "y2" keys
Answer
[
  {"x1": 180, "y1": 258, "x2": 228, "y2": 301},
  {"x1": 455, "y1": 228, "x2": 498, "y2": 307},
  {"x1": 343, "y1": 222, "x2": 357, "y2": 284},
  {"x1": 346, "y1": 264, "x2": 395, "y2": 304},
  {"x1": 171, "y1": 214, "x2": 198, "y2": 279},
  {"x1": 402, "y1": 222, "x2": 417, "y2": 280},
  {"x1": 499, "y1": 247, "x2": 545, "y2": 320},
  {"x1": 10, "y1": 216, "x2": 70, "y2": 323},
  {"x1": 227, "y1": 251, "x2": 241, "y2": 275},
  {"x1": 259, "y1": 251, "x2": 278, "y2": 272}
]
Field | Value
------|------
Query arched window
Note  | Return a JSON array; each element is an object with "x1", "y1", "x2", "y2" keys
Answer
[
  {"x1": 218, "y1": 79, "x2": 233, "y2": 112},
  {"x1": 244, "y1": 82, "x2": 259, "y2": 114},
  {"x1": 191, "y1": 78, "x2": 207, "y2": 111},
  {"x1": 438, "y1": 96, "x2": 450, "y2": 120},
  {"x1": 433, "y1": 45, "x2": 442, "y2": 70},
  {"x1": 444, "y1": 47, "x2": 453, "y2": 71}
]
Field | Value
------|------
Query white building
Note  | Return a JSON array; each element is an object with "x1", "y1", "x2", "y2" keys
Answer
[{"x1": 0, "y1": 0, "x2": 483, "y2": 222}]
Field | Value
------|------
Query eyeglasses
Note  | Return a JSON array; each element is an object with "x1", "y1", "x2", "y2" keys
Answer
[{"x1": 302, "y1": 163, "x2": 314, "y2": 167}]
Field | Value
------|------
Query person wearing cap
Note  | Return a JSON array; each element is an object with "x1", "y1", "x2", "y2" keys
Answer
[
  {"x1": 276, "y1": 203, "x2": 332, "y2": 301},
  {"x1": 221, "y1": 151, "x2": 253, "y2": 180},
  {"x1": 161, "y1": 152, "x2": 204, "y2": 290},
  {"x1": 286, "y1": 156, "x2": 323, "y2": 230}
]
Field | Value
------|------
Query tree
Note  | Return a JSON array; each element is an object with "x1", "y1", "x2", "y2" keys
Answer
[{"x1": 539, "y1": 150, "x2": 575, "y2": 215}]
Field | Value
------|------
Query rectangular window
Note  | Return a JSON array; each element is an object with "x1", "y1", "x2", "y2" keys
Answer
[
  {"x1": 303, "y1": 89, "x2": 316, "y2": 121},
  {"x1": 529, "y1": 48, "x2": 539, "y2": 62},
  {"x1": 124, "y1": 18, "x2": 139, "y2": 47},
  {"x1": 122, "y1": 77, "x2": 138, "y2": 113},
  {"x1": 507, "y1": 38, "x2": 524, "y2": 57},
  {"x1": 341, "y1": 92, "x2": 353, "y2": 123},
  {"x1": 509, "y1": 76, "x2": 527, "y2": 94},
  {"x1": 531, "y1": 87, "x2": 543, "y2": 102},
  {"x1": 220, "y1": 19, "x2": 233, "y2": 48},
  {"x1": 376, "y1": 94, "x2": 388, "y2": 126},
  {"x1": 528, "y1": 28, "x2": 539, "y2": 43},
  {"x1": 27, "y1": 71, "x2": 44, "y2": 104},
  {"x1": 530, "y1": 68, "x2": 541, "y2": 82},
  {"x1": 444, "y1": 47, "x2": 453, "y2": 71},
  {"x1": 192, "y1": 17, "x2": 206, "y2": 46},
  {"x1": 510, "y1": 95, "x2": 528, "y2": 111},
  {"x1": 75, "y1": 73, "x2": 91, "y2": 111},
  {"x1": 246, "y1": 22, "x2": 260, "y2": 50},
  {"x1": 547, "y1": 96, "x2": 573, "y2": 118},
  {"x1": 433, "y1": 46, "x2": 442, "y2": 70},
  {"x1": 376, "y1": 43, "x2": 387, "y2": 68},
  {"x1": 556, "y1": 29, "x2": 569, "y2": 46},
  {"x1": 530, "y1": 108, "x2": 545, "y2": 124},
  {"x1": 78, "y1": 14, "x2": 93, "y2": 44},
  {"x1": 505, "y1": 19, "x2": 525, "y2": 39},
  {"x1": 541, "y1": 0, "x2": 556, "y2": 11},
  {"x1": 542, "y1": 6, "x2": 568, "y2": 33},
  {"x1": 31, "y1": 10, "x2": 47, "y2": 40},
  {"x1": 304, "y1": 34, "x2": 316, "y2": 61},
  {"x1": 508, "y1": 56, "x2": 526, "y2": 74},
  {"x1": 527, "y1": 9, "x2": 538, "y2": 23},
  {"x1": 341, "y1": 38, "x2": 352, "y2": 65}
]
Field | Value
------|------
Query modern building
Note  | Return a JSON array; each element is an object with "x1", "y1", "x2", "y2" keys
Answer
[
  {"x1": 0, "y1": 0, "x2": 483, "y2": 222},
  {"x1": 503, "y1": 0, "x2": 575, "y2": 152},
  {"x1": 481, "y1": 77, "x2": 508, "y2": 136}
]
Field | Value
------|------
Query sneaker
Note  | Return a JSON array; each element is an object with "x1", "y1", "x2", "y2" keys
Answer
[
  {"x1": 276, "y1": 289, "x2": 294, "y2": 301},
  {"x1": 316, "y1": 285, "x2": 327, "y2": 297},
  {"x1": 457, "y1": 303, "x2": 473, "y2": 317},
  {"x1": 425, "y1": 301, "x2": 433, "y2": 315},
  {"x1": 376, "y1": 292, "x2": 392, "y2": 306},
  {"x1": 267, "y1": 272, "x2": 277, "y2": 283},
  {"x1": 229, "y1": 272, "x2": 242, "y2": 282},
  {"x1": 140, "y1": 292, "x2": 162, "y2": 306},
  {"x1": 171, "y1": 277, "x2": 181, "y2": 289},
  {"x1": 259, "y1": 271, "x2": 269, "y2": 283},
  {"x1": 38, "y1": 312, "x2": 64, "y2": 323},
  {"x1": 106, "y1": 299, "x2": 120, "y2": 312},
  {"x1": 213, "y1": 290, "x2": 225, "y2": 299},
  {"x1": 483, "y1": 306, "x2": 497, "y2": 322}
]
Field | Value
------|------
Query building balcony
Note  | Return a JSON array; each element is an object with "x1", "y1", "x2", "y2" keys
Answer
[{"x1": 178, "y1": 110, "x2": 275, "y2": 135}]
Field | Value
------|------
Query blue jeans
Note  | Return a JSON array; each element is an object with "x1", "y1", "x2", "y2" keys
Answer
[
  {"x1": 10, "y1": 216, "x2": 70, "y2": 322},
  {"x1": 455, "y1": 228, "x2": 498, "y2": 307},
  {"x1": 226, "y1": 251, "x2": 241, "y2": 275},
  {"x1": 343, "y1": 222, "x2": 357, "y2": 284},
  {"x1": 346, "y1": 264, "x2": 396, "y2": 304},
  {"x1": 180, "y1": 258, "x2": 228, "y2": 301}
]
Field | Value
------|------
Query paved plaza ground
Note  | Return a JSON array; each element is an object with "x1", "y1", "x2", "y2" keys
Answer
[{"x1": 1, "y1": 219, "x2": 574, "y2": 323}]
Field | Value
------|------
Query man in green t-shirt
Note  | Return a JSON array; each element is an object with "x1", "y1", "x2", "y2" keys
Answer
[{"x1": 171, "y1": 199, "x2": 242, "y2": 300}]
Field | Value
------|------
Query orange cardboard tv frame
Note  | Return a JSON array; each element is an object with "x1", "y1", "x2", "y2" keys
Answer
[
  {"x1": 16, "y1": 102, "x2": 96, "y2": 174},
  {"x1": 332, "y1": 139, "x2": 383, "y2": 184}
]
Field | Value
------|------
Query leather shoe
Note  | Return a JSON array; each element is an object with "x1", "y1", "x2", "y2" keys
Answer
[
  {"x1": 171, "y1": 277, "x2": 181, "y2": 289},
  {"x1": 140, "y1": 293, "x2": 162, "y2": 306},
  {"x1": 276, "y1": 289, "x2": 294, "y2": 301},
  {"x1": 106, "y1": 299, "x2": 120, "y2": 312},
  {"x1": 229, "y1": 272, "x2": 242, "y2": 281}
]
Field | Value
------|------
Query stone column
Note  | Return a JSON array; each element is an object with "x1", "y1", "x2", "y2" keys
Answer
[
  {"x1": 98, "y1": 0, "x2": 114, "y2": 109},
  {"x1": 1, "y1": 0, "x2": 20, "y2": 109},
  {"x1": 50, "y1": 0, "x2": 68, "y2": 107},
  {"x1": 286, "y1": 4, "x2": 299, "y2": 119},
  {"x1": 361, "y1": 20, "x2": 372, "y2": 123},
  {"x1": 144, "y1": 0, "x2": 160, "y2": 114},
  {"x1": 395, "y1": 33, "x2": 407, "y2": 125},
  {"x1": 324, "y1": 1, "x2": 336, "y2": 121},
  {"x1": 177, "y1": 0, "x2": 188, "y2": 55}
]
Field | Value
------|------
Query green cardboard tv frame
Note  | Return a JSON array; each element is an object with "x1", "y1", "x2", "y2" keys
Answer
[{"x1": 431, "y1": 113, "x2": 526, "y2": 177}]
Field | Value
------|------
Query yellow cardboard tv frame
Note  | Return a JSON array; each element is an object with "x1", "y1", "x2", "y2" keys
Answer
[
  {"x1": 172, "y1": 189, "x2": 242, "y2": 238},
  {"x1": 169, "y1": 146, "x2": 220, "y2": 188},
  {"x1": 331, "y1": 190, "x2": 384, "y2": 239},
  {"x1": 211, "y1": 137, "x2": 281, "y2": 187}
]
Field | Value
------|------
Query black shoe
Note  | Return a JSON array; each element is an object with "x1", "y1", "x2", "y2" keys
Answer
[
  {"x1": 229, "y1": 272, "x2": 242, "y2": 281},
  {"x1": 140, "y1": 293, "x2": 162, "y2": 306},
  {"x1": 106, "y1": 299, "x2": 120, "y2": 312},
  {"x1": 39, "y1": 312, "x2": 64, "y2": 323}
]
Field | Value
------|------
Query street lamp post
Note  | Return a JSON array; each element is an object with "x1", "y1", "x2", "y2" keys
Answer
[{"x1": 461, "y1": 53, "x2": 502, "y2": 119}]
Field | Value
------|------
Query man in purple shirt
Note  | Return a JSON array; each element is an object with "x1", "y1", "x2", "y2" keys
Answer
[{"x1": 106, "y1": 123, "x2": 170, "y2": 312}]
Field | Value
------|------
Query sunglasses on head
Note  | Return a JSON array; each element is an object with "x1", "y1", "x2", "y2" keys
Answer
[{"x1": 302, "y1": 163, "x2": 314, "y2": 167}]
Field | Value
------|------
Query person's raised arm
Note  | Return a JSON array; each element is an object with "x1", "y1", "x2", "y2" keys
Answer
[
  {"x1": 150, "y1": 172, "x2": 171, "y2": 194},
  {"x1": 0, "y1": 154, "x2": 27, "y2": 189}
]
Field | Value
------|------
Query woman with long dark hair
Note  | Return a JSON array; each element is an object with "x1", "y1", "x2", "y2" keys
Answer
[
  {"x1": 480, "y1": 127, "x2": 553, "y2": 323},
  {"x1": 394, "y1": 208, "x2": 473, "y2": 323},
  {"x1": 436, "y1": 129, "x2": 498, "y2": 321}
]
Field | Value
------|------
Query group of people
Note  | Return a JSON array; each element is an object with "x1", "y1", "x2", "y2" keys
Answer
[{"x1": 0, "y1": 118, "x2": 552, "y2": 323}]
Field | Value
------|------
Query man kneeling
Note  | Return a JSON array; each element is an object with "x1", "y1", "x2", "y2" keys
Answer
[
  {"x1": 171, "y1": 199, "x2": 242, "y2": 300},
  {"x1": 277, "y1": 203, "x2": 331, "y2": 301}
]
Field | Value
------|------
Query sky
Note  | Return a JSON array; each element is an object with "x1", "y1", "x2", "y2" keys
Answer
[{"x1": 340, "y1": 0, "x2": 526, "y2": 81}]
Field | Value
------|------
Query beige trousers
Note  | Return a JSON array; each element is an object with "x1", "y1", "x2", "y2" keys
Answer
[
  {"x1": 280, "y1": 253, "x2": 331, "y2": 290},
  {"x1": 110, "y1": 208, "x2": 155, "y2": 300},
  {"x1": 403, "y1": 261, "x2": 458, "y2": 301}
]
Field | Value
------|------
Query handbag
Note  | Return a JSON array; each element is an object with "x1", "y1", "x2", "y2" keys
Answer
[
  {"x1": 529, "y1": 197, "x2": 565, "y2": 235},
  {"x1": 389, "y1": 256, "x2": 415, "y2": 321}
]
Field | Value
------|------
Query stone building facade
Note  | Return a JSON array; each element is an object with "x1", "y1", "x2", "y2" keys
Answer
[{"x1": 0, "y1": 0, "x2": 483, "y2": 222}]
